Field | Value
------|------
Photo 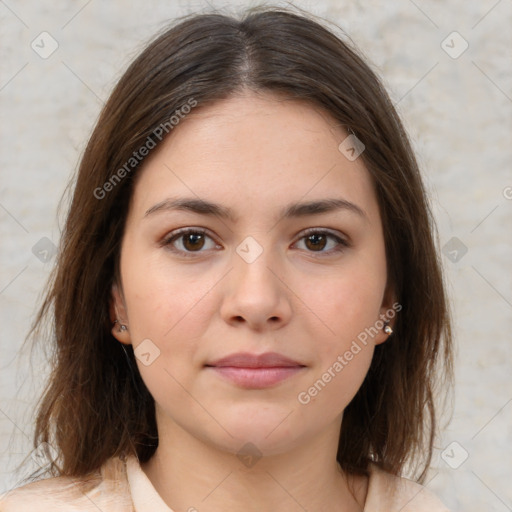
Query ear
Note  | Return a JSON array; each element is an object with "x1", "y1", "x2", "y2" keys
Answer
[
  {"x1": 374, "y1": 282, "x2": 399, "y2": 346},
  {"x1": 109, "y1": 282, "x2": 132, "y2": 345}
]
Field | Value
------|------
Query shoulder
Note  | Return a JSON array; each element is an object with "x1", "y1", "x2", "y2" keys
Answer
[
  {"x1": 364, "y1": 463, "x2": 451, "y2": 512},
  {"x1": 0, "y1": 456, "x2": 133, "y2": 511}
]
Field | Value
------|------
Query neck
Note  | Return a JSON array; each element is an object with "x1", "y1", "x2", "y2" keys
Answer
[{"x1": 140, "y1": 416, "x2": 367, "y2": 512}]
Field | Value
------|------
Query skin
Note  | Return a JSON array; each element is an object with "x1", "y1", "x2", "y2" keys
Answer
[{"x1": 111, "y1": 90, "x2": 395, "y2": 511}]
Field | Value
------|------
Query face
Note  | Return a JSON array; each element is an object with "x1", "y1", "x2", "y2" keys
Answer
[{"x1": 111, "y1": 90, "x2": 394, "y2": 458}]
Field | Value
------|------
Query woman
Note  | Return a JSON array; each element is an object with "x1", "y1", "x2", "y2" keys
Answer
[{"x1": 1, "y1": 7, "x2": 453, "y2": 511}]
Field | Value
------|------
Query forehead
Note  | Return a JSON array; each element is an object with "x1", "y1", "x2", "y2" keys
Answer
[{"x1": 128, "y1": 90, "x2": 379, "y2": 225}]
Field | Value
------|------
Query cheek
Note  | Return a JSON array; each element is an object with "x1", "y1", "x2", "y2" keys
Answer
[
  {"x1": 122, "y1": 265, "x2": 216, "y2": 409},
  {"x1": 120, "y1": 258, "x2": 230, "y2": 402},
  {"x1": 295, "y1": 278, "x2": 377, "y2": 415},
  {"x1": 123, "y1": 252, "x2": 217, "y2": 339},
  {"x1": 293, "y1": 261, "x2": 384, "y2": 409},
  {"x1": 308, "y1": 265, "x2": 385, "y2": 349}
]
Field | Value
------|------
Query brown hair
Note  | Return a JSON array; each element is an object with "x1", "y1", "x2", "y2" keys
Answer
[{"x1": 20, "y1": 6, "x2": 452, "y2": 486}]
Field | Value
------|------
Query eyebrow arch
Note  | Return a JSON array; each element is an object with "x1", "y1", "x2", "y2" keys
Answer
[{"x1": 144, "y1": 196, "x2": 368, "y2": 223}]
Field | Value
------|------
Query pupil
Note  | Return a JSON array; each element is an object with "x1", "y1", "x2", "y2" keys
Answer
[
  {"x1": 185, "y1": 233, "x2": 204, "y2": 250},
  {"x1": 307, "y1": 234, "x2": 326, "y2": 251}
]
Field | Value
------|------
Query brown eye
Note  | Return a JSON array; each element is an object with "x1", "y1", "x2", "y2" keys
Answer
[
  {"x1": 182, "y1": 232, "x2": 206, "y2": 251},
  {"x1": 304, "y1": 233, "x2": 328, "y2": 251},
  {"x1": 162, "y1": 228, "x2": 219, "y2": 257},
  {"x1": 295, "y1": 229, "x2": 349, "y2": 256}
]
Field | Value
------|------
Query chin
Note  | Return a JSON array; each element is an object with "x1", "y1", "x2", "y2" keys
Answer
[{"x1": 212, "y1": 408, "x2": 305, "y2": 454}]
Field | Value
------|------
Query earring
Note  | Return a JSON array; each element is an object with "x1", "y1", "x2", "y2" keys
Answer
[
  {"x1": 383, "y1": 322, "x2": 393, "y2": 335},
  {"x1": 114, "y1": 320, "x2": 128, "y2": 332}
]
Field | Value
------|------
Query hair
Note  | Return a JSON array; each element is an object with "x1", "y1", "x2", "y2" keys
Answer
[{"x1": 19, "y1": 5, "x2": 453, "y2": 487}]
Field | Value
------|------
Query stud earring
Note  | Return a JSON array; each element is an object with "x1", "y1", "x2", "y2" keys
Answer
[
  {"x1": 383, "y1": 322, "x2": 393, "y2": 335},
  {"x1": 114, "y1": 320, "x2": 128, "y2": 332}
]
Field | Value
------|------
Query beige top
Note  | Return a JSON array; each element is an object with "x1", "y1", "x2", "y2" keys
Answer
[{"x1": 0, "y1": 455, "x2": 450, "y2": 511}]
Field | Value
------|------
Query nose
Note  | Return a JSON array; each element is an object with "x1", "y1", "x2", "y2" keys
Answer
[{"x1": 220, "y1": 243, "x2": 293, "y2": 331}]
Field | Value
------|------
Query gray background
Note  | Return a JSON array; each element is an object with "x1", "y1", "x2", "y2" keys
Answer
[{"x1": 1, "y1": 1, "x2": 511, "y2": 510}]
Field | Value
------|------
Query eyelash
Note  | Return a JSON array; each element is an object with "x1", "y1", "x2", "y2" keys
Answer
[{"x1": 160, "y1": 227, "x2": 350, "y2": 258}]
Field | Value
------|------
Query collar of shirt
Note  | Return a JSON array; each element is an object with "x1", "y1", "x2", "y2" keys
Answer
[{"x1": 124, "y1": 455, "x2": 450, "y2": 512}]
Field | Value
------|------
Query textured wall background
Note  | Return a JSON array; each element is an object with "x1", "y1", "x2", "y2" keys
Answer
[{"x1": 1, "y1": 1, "x2": 511, "y2": 510}]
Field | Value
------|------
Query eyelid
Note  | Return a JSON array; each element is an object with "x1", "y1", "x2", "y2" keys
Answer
[
  {"x1": 293, "y1": 227, "x2": 350, "y2": 255},
  {"x1": 298, "y1": 227, "x2": 350, "y2": 244},
  {"x1": 159, "y1": 227, "x2": 220, "y2": 254},
  {"x1": 160, "y1": 226, "x2": 350, "y2": 257}
]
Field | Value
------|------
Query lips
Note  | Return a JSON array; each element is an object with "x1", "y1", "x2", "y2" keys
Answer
[
  {"x1": 205, "y1": 352, "x2": 306, "y2": 389},
  {"x1": 206, "y1": 351, "x2": 303, "y2": 368}
]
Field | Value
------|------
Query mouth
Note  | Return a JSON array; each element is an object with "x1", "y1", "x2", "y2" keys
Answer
[{"x1": 204, "y1": 352, "x2": 306, "y2": 389}]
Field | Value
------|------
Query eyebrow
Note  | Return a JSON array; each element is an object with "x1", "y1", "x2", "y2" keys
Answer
[{"x1": 144, "y1": 196, "x2": 368, "y2": 223}]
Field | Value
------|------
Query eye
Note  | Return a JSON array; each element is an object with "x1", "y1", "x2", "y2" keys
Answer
[
  {"x1": 161, "y1": 227, "x2": 349, "y2": 258},
  {"x1": 293, "y1": 228, "x2": 349, "y2": 256},
  {"x1": 161, "y1": 228, "x2": 220, "y2": 257}
]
